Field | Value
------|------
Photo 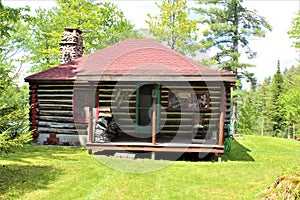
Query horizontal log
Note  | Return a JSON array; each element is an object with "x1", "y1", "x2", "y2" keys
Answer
[
  {"x1": 39, "y1": 110, "x2": 73, "y2": 116},
  {"x1": 161, "y1": 85, "x2": 220, "y2": 89},
  {"x1": 38, "y1": 84, "x2": 75, "y2": 88},
  {"x1": 30, "y1": 84, "x2": 38, "y2": 89},
  {"x1": 38, "y1": 121, "x2": 87, "y2": 130},
  {"x1": 30, "y1": 125, "x2": 37, "y2": 131},
  {"x1": 99, "y1": 88, "x2": 136, "y2": 93},
  {"x1": 30, "y1": 108, "x2": 39, "y2": 115},
  {"x1": 37, "y1": 127, "x2": 80, "y2": 134},
  {"x1": 31, "y1": 119, "x2": 38, "y2": 126},
  {"x1": 38, "y1": 121, "x2": 76, "y2": 129},
  {"x1": 30, "y1": 114, "x2": 38, "y2": 121},
  {"x1": 38, "y1": 116, "x2": 74, "y2": 123},
  {"x1": 39, "y1": 104, "x2": 73, "y2": 110},
  {"x1": 38, "y1": 99, "x2": 73, "y2": 105},
  {"x1": 37, "y1": 94, "x2": 73, "y2": 99},
  {"x1": 37, "y1": 90, "x2": 73, "y2": 94}
]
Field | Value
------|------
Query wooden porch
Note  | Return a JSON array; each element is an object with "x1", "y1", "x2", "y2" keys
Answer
[
  {"x1": 86, "y1": 132, "x2": 224, "y2": 154},
  {"x1": 86, "y1": 142, "x2": 224, "y2": 153}
]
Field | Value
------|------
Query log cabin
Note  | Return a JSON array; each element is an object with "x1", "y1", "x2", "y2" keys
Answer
[{"x1": 25, "y1": 28, "x2": 236, "y2": 155}]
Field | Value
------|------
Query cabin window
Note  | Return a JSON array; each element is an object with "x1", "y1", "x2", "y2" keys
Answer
[
  {"x1": 73, "y1": 89, "x2": 98, "y2": 123},
  {"x1": 168, "y1": 91, "x2": 210, "y2": 110}
]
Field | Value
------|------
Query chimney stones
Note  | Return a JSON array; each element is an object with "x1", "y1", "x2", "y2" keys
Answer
[{"x1": 60, "y1": 27, "x2": 84, "y2": 64}]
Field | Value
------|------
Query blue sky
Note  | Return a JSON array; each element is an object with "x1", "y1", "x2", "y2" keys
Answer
[{"x1": 3, "y1": 0, "x2": 300, "y2": 85}]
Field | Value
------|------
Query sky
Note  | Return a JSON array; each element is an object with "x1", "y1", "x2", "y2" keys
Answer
[{"x1": 3, "y1": 0, "x2": 300, "y2": 85}]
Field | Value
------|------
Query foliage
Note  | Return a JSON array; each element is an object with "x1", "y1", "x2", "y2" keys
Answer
[
  {"x1": 24, "y1": 0, "x2": 135, "y2": 73},
  {"x1": 238, "y1": 63, "x2": 300, "y2": 138},
  {"x1": 146, "y1": 0, "x2": 200, "y2": 55},
  {"x1": 238, "y1": 8, "x2": 300, "y2": 138},
  {"x1": 194, "y1": 0, "x2": 272, "y2": 137},
  {"x1": 0, "y1": 1, "x2": 30, "y2": 46},
  {"x1": 0, "y1": 65, "x2": 32, "y2": 154},
  {"x1": 0, "y1": 1, "x2": 32, "y2": 153},
  {"x1": 194, "y1": 0, "x2": 272, "y2": 85},
  {"x1": 288, "y1": 11, "x2": 300, "y2": 49},
  {"x1": 268, "y1": 63, "x2": 284, "y2": 136},
  {"x1": 280, "y1": 66, "x2": 300, "y2": 135},
  {"x1": 0, "y1": 135, "x2": 300, "y2": 199},
  {"x1": 237, "y1": 90, "x2": 259, "y2": 135}
]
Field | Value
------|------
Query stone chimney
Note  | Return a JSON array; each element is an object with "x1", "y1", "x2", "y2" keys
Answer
[{"x1": 60, "y1": 27, "x2": 84, "y2": 64}]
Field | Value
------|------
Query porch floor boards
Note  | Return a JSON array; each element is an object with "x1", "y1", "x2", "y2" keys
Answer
[{"x1": 86, "y1": 140, "x2": 224, "y2": 153}]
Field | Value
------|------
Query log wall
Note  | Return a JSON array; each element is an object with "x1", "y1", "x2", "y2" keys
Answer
[
  {"x1": 28, "y1": 81, "x2": 232, "y2": 142},
  {"x1": 29, "y1": 83, "x2": 88, "y2": 136},
  {"x1": 97, "y1": 81, "x2": 232, "y2": 139}
]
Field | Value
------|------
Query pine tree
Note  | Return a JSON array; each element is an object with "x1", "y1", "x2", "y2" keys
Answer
[
  {"x1": 268, "y1": 61, "x2": 284, "y2": 136},
  {"x1": 194, "y1": 0, "x2": 272, "y2": 136},
  {"x1": 280, "y1": 65, "x2": 300, "y2": 138},
  {"x1": 238, "y1": 90, "x2": 259, "y2": 135},
  {"x1": 256, "y1": 77, "x2": 272, "y2": 136}
]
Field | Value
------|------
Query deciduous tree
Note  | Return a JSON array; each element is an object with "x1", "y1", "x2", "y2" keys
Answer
[
  {"x1": 25, "y1": 0, "x2": 135, "y2": 73},
  {"x1": 146, "y1": 0, "x2": 199, "y2": 55},
  {"x1": 288, "y1": 11, "x2": 300, "y2": 49},
  {"x1": 0, "y1": 2, "x2": 32, "y2": 153}
]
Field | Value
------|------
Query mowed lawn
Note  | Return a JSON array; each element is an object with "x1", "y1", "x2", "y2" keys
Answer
[{"x1": 0, "y1": 135, "x2": 299, "y2": 200}]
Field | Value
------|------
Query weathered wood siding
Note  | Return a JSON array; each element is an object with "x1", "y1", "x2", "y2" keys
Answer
[
  {"x1": 29, "y1": 83, "x2": 88, "y2": 136},
  {"x1": 29, "y1": 81, "x2": 232, "y2": 140},
  {"x1": 97, "y1": 81, "x2": 232, "y2": 139}
]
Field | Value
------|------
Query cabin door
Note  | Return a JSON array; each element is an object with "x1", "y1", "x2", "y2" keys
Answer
[{"x1": 135, "y1": 83, "x2": 160, "y2": 134}]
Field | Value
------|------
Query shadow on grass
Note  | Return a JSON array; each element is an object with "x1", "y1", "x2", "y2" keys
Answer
[
  {"x1": 0, "y1": 145, "x2": 80, "y2": 199},
  {"x1": 0, "y1": 164, "x2": 63, "y2": 199},
  {"x1": 222, "y1": 138, "x2": 255, "y2": 162},
  {"x1": 94, "y1": 150, "x2": 220, "y2": 162},
  {"x1": 93, "y1": 138, "x2": 255, "y2": 162}
]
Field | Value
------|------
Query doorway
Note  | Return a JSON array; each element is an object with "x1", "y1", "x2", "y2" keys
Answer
[{"x1": 135, "y1": 83, "x2": 160, "y2": 135}]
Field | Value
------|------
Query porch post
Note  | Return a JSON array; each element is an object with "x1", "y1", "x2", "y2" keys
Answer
[
  {"x1": 218, "y1": 84, "x2": 226, "y2": 146},
  {"x1": 88, "y1": 108, "x2": 93, "y2": 143},
  {"x1": 152, "y1": 84, "x2": 157, "y2": 145}
]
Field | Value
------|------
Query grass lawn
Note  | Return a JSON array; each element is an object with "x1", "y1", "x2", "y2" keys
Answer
[{"x1": 0, "y1": 135, "x2": 299, "y2": 200}]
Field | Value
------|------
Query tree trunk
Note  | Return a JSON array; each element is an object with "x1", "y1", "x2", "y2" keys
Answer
[
  {"x1": 231, "y1": 0, "x2": 239, "y2": 137},
  {"x1": 292, "y1": 123, "x2": 295, "y2": 139},
  {"x1": 230, "y1": 96, "x2": 237, "y2": 137},
  {"x1": 261, "y1": 117, "x2": 264, "y2": 136}
]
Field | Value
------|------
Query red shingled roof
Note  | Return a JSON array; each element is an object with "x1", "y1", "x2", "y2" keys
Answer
[{"x1": 25, "y1": 39, "x2": 235, "y2": 82}]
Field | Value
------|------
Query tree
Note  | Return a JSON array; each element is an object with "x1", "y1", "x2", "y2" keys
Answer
[
  {"x1": 256, "y1": 77, "x2": 273, "y2": 136},
  {"x1": 238, "y1": 90, "x2": 259, "y2": 135},
  {"x1": 267, "y1": 61, "x2": 284, "y2": 136},
  {"x1": 288, "y1": 11, "x2": 300, "y2": 49},
  {"x1": 0, "y1": 2, "x2": 32, "y2": 153},
  {"x1": 24, "y1": 0, "x2": 135, "y2": 73},
  {"x1": 194, "y1": 0, "x2": 272, "y2": 80},
  {"x1": 194, "y1": 0, "x2": 272, "y2": 136},
  {"x1": 280, "y1": 65, "x2": 300, "y2": 138},
  {"x1": 146, "y1": 0, "x2": 199, "y2": 55}
]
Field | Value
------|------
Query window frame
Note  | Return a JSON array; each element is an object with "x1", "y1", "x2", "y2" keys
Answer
[
  {"x1": 73, "y1": 89, "x2": 99, "y2": 123},
  {"x1": 167, "y1": 91, "x2": 210, "y2": 111}
]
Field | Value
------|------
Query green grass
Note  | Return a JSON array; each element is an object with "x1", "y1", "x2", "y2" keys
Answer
[{"x1": 0, "y1": 135, "x2": 299, "y2": 200}]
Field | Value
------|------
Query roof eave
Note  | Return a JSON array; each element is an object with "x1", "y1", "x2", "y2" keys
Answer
[{"x1": 76, "y1": 74, "x2": 236, "y2": 83}]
